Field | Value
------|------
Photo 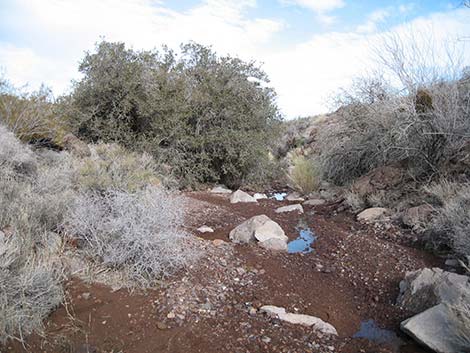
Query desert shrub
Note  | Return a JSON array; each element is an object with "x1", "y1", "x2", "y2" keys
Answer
[
  {"x1": 0, "y1": 82, "x2": 68, "y2": 145},
  {"x1": 64, "y1": 187, "x2": 197, "y2": 287},
  {"x1": 0, "y1": 126, "x2": 67, "y2": 343},
  {"x1": 425, "y1": 181, "x2": 470, "y2": 257},
  {"x1": 319, "y1": 31, "x2": 470, "y2": 185},
  {"x1": 73, "y1": 143, "x2": 166, "y2": 192},
  {"x1": 242, "y1": 152, "x2": 287, "y2": 189},
  {"x1": 0, "y1": 235, "x2": 63, "y2": 344},
  {"x1": 63, "y1": 41, "x2": 281, "y2": 188},
  {"x1": 288, "y1": 156, "x2": 320, "y2": 194}
]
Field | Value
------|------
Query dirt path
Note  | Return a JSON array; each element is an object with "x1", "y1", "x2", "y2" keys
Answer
[{"x1": 6, "y1": 192, "x2": 439, "y2": 353}]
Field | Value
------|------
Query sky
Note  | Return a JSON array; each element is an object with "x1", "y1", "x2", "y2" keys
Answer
[{"x1": 0, "y1": 0, "x2": 469, "y2": 119}]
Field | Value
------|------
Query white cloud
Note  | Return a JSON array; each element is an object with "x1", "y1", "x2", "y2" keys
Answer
[
  {"x1": 399, "y1": 3, "x2": 415, "y2": 14},
  {"x1": 356, "y1": 8, "x2": 391, "y2": 33},
  {"x1": 281, "y1": 0, "x2": 345, "y2": 13},
  {"x1": 0, "y1": 1, "x2": 469, "y2": 119}
]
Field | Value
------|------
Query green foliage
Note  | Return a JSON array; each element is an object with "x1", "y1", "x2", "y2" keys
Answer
[
  {"x1": 289, "y1": 156, "x2": 320, "y2": 194},
  {"x1": 64, "y1": 41, "x2": 281, "y2": 188}
]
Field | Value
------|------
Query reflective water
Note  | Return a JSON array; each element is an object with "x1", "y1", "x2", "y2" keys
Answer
[
  {"x1": 287, "y1": 227, "x2": 316, "y2": 253},
  {"x1": 271, "y1": 192, "x2": 287, "y2": 201},
  {"x1": 353, "y1": 320, "x2": 403, "y2": 351}
]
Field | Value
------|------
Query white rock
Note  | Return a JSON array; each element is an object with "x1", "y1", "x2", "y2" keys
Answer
[
  {"x1": 286, "y1": 192, "x2": 305, "y2": 202},
  {"x1": 229, "y1": 215, "x2": 288, "y2": 251},
  {"x1": 259, "y1": 238, "x2": 288, "y2": 251},
  {"x1": 229, "y1": 215, "x2": 272, "y2": 244},
  {"x1": 211, "y1": 185, "x2": 232, "y2": 194},
  {"x1": 230, "y1": 190, "x2": 257, "y2": 204},
  {"x1": 275, "y1": 204, "x2": 304, "y2": 214},
  {"x1": 260, "y1": 305, "x2": 337, "y2": 335},
  {"x1": 303, "y1": 199, "x2": 326, "y2": 206},
  {"x1": 356, "y1": 207, "x2": 389, "y2": 223},
  {"x1": 254, "y1": 221, "x2": 288, "y2": 243},
  {"x1": 253, "y1": 193, "x2": 268, "y2": 200},
  {"x1": 197, "y1": 226, "x2": 214, "y2": 233}
]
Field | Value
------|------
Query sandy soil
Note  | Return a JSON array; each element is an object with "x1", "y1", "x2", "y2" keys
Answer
[{"x1": 5, "y1": 192, "x2": 439, "y2": 353}]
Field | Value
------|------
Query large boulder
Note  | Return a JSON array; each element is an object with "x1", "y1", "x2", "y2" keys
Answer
[
  {"x1": 400, "y1": 303, "x2": 470, "y2": 353},
  {"x1": 260, "y1": 305, "x2": 337, "y2": 335},
  {"x1": 397, "y1": 268, "x2": 470, "y2": 314},
  {"x1": 62, "y1": 134, "x2": 91, "y2": 158},
  {"x1": 229, "y1": 215, "x2": 288, "y2": 251},
  {"x1": 230, "y1": 190, "x2": 257, "y2": 204},
  {"x1": 397, "y1": 268, "x2": 470, "y2": 353}
]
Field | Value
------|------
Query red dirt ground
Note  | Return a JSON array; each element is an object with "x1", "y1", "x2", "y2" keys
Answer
[{"x1": 5, "y1": 192, "x2": 439, "y2": 353}]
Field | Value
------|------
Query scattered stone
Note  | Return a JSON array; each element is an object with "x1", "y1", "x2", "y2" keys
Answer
[
  {"x1": 212, "y1": 239, "x2": 225, "y2": 247},
  {"x1": 303, "y1": 199, "x2": 326, "y2": 206},
  {"x1": 211, "y1": 185, "x2": 232, "y2": 194},
  {"x1": 275, "y1": 204, "x2": 304, "y2": 214},
  {"x1": 260, "y1": 305, "x2": 337, "y2": 335},
  {"x1": 261, "y1": 336, "x2": 272, "y2": 343},
  {"x1": 230, "y1": 190, "x2": 258, "y2": 204},
  {"x1": 248, "y1": 307, "x2": 257, "y2": 316},
  {"x1": 167, "y1": 312, "x2": 176, "y2": 319},
  {"x1": 197, "y1": 225, "x2": 214, "y2": 233},
  {"x1": 286, "y1": 192, "x2": 305, "y2": 202},
  {"x1": 402, "y1": 204, "x2": 433, "y2": 231},
  {"x1": 356, "y1": 207, "x2": 389, "y2": 223},
  {"x1": 62, "y1": 133, "x2": 91, "y2": 157},
  {"x1": 81, "y1": 292, "x2": 91, "y2": 300},
  {"x1": 156, "y1": 321, "x2": 168, "y2": 330},
  {"x1": 253, "y1": 193, "x2": 268, "y2": 200}
]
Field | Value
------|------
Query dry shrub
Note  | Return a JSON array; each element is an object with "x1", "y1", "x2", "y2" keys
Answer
[
  {"x1": 288, "y1": 156, "x2": 320, "y2": 194},
  {"x1": 0, "y1": 125, "x2": 66, "y2": 343},
  {"x1": 319, "y1": 29, "x2": 470, "y2": 185},
  {"x1": 425, "y1": 181, "x2": 470, "y2": 257},
  {"x1": 0, "y1": 83, "x2": 68, "y2": 144},
  {"x1": 73, "y1": 143, "x2": 170, "y2": 192},
  {"x1": 0, "y1": 236, "x2": 63, "y2": 344},
  {"x1": 64, "y1": 187, "x2": 198, "y2": 287}
]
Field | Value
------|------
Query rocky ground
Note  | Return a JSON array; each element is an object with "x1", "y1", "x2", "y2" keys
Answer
[{"x1": 5, "y1": 191, "x2": 442, "y2": 353}]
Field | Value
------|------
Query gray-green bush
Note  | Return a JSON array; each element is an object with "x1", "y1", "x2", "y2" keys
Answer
[
  {"x1": 0, "y1": 125, "x2": 67, "y2": 343},
  {"x1": 63, "y1": 41, "x2": 281, "y2": 188},
  {"x1": 64, "y1": 187, "x2": 197, "y2": 287}
]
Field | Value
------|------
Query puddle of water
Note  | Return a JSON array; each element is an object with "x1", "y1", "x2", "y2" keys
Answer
[
  {"x1": 287, "y1": 228, "x2": 316, "y2": 253},
  {"x1": 271, "y1": 192, "x2": 287, "y2": 201},
  {"x1": 353, "y1": 320, "x2": 403, "y2": 351}
]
